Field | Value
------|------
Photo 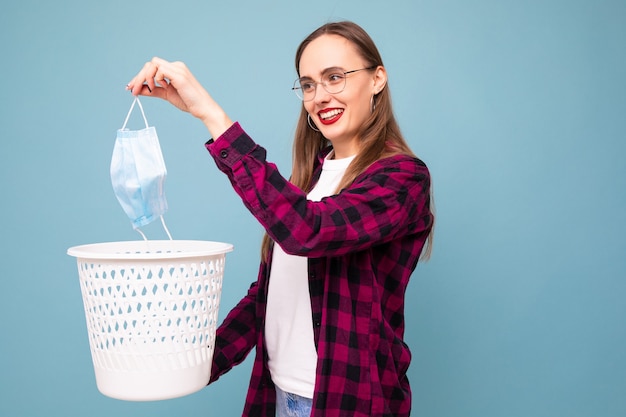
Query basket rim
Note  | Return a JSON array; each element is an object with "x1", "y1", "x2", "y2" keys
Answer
[{"x1": 67, "y1": 240, "x2": 233, "y2": 260}]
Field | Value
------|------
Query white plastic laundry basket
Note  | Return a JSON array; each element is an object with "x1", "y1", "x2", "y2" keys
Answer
[{"x1": 67, "y1": 240, "x2": 233, "y2": 401}]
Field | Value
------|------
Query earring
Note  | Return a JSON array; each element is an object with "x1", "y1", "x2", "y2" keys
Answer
[
  {"x1": 307, "y1": 114, "x2": 320, "y2": 132},
  {"x1": 370, "y1": 95, "x2": 376, "y2": 113}
]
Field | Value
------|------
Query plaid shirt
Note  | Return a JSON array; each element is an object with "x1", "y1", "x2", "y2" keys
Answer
[{"x1": 206, "y1": 123, "x2": 433, "y2": 416}]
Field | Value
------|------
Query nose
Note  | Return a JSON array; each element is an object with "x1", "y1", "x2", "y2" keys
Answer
[{"x1": 313, "y1": 83, "x2": 331, "y2": 105}]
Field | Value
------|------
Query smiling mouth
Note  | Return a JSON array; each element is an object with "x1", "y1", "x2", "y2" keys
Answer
[{"x1": 318, "y1": 109, "x2": 344, "y2": 124}]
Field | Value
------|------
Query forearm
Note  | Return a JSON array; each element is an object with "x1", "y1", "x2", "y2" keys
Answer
[
  {"x1": 209, "y1": 281, "x2": 259, "y2": 384},
  {"x1": 206, "y1": 124, "x2": 433, "y2": 258}
]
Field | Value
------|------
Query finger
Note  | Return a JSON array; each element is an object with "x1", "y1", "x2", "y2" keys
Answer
[
  {"x1": 125, "y1": 83, "x2": 147, "y2": 97},
  {"x1": 144, "y1": 85, "x2": 168, "y2": 99},
  {"x1": 126, "y1": 62, "x2": 154, "y2": 95},
  {"x1": 157, "y1": 80, "x2": 170, "y2": 94},
  {"x1": 126, "y1": 57, "x2": 192, "y2": 112},
  {"x1": 155, "y1": 77, "x2": 169, "y2": 88},
  {"x1": 153, "y1": 68, "x2": 170, "y2": 89},
  {"x1": 127, "y1": 82, "x2": 154, "y2": 96},
  {"x1": 172, "y1": 61, "x2": 200, "y2": 93},
  {"x1": 128, "y1": 58, "x2": 164, "y2": 94},
  {"x1": 145, "y1": 59, "x2": 160, "y2": 93}
]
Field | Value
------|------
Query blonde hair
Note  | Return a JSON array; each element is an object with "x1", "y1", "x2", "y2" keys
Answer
[{"x1": 261, "y1": 21, "x2": 433, "y2": 261}]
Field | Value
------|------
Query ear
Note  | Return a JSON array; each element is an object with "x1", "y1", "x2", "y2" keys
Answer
[{"x1": 372, "y1": 66, "x2": 387, "y2": 95}]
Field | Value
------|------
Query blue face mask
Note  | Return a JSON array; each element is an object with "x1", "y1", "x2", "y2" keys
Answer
[{"x1": 110, "y1": 97, "x2": 171, "y2": 238}]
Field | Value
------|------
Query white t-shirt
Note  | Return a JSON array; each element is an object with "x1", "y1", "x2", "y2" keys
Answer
[{"x1": 265, "y1": 152, "x2": 356, "y2": 398}]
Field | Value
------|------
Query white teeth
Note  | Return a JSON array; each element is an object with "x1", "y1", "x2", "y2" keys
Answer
[{"x1": 320, "y1": 109, "x2": 343, "y2": 120}]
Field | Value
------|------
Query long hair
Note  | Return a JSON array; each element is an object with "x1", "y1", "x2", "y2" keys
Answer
[{"x1": 261, "y1": 21, "x2": 433, "y2": 261}]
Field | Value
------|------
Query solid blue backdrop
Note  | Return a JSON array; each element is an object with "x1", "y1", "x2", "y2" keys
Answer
[{"x1": 1, "y1": 0, "x2": 624, "y2": 416}]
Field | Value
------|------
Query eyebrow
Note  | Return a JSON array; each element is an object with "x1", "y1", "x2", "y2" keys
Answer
[{"x1": 298, "y1": 66, "x2": 345, "y2": 81}]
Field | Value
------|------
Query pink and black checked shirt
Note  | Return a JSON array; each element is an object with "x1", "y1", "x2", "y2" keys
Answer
[{"x1": 206, "y1": 123, "x2": 433, "y2": 417}]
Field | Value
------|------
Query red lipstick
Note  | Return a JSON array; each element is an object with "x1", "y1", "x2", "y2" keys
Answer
[{"x1": 317, "y1": 108, "x2": 344, "y2": 125}]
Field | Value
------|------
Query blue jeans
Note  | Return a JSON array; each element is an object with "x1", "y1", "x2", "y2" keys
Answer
[{"x1": 275, "y1": 386, "x2": 313, "y2": 417}]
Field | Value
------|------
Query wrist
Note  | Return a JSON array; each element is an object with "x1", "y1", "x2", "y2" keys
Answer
[
  {"x1": 202, "y1": 111, "x2": 234, "y2": 140},
  {"x1": 194, "y1": 96, "x2": 233, "y2": 139}
]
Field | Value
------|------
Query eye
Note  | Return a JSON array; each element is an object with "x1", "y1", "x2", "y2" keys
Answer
[
  {"x1": 326, "y1": 73, "x2": 345, "y2": 85},
  {"x1": 300, "y1": 81, "x2": 316, "y2": 91}
]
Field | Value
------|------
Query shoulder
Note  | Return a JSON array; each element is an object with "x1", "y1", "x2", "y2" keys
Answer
[
  {"x1": 345, "y1": 154, "x2": 431, "y2": 199},
  {"x1": 363, "y1": 153, "x2": 430, "y2": 180}
]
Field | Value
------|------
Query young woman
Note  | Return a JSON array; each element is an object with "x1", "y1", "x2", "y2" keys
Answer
[{"x1": 127, "y1": 20, "x2": 434, "y2": 417}]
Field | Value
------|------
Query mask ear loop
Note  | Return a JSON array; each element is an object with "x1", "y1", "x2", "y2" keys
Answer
[
  {"x1": 136, "y1": 216, "x2": 172, "y2": 241},
  {"x1": 121, "y1": 96, "x2": 150, "y2": 130},
  {"x1": 136, "y1": 228, "x2": 149, "y2": 241},
  {"x1": 160, "y1": 215, "x2": 173, "y2": 240},
  {"x1": 121, "y1": 97, "x2": 173, "y2": 241}
]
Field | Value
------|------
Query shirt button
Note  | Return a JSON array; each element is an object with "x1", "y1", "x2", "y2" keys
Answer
[{"x1": 220, "y1": 150, "x2": 228, "y2": 158}]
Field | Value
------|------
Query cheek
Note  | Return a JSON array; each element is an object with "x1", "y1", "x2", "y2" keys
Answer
[
  {"x1": 348, "y1": 82, "x2": 372, "y2": 108},
  {"x1": 347, "y1": 92, "x2": 371, "y2": 119},
  {"x1": 304, "y1": 102, "x2": 316, "y2": 116}
]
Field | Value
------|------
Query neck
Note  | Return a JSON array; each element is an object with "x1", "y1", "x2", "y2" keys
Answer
[{"x1": 330, "y1": 138, "x2": 360, "y2": 159}]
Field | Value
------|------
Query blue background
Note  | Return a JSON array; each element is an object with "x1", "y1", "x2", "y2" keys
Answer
[{"x1": 1, "y1": 0, "x2": 624, "y2": 416}]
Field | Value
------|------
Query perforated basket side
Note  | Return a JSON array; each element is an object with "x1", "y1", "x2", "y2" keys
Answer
[
  {"x1": 75, "y1": 253, "x2": 225, "y2": 371},
  {"x1": 68, "y1": 240, "x2": 233, "y2": 400}
]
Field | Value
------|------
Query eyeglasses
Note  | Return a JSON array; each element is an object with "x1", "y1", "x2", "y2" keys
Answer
[{"x1": 292, "y1": 66, "x2": 377, "y2": 101}]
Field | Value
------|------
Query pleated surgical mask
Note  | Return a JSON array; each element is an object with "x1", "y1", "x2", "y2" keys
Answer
[{"x1": 110, "y1": 97, "x2": 172, "y2": 239}]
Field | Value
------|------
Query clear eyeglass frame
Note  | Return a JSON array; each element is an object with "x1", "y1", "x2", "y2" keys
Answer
[{"x1": 292, "y1": 66, "x2": 377, "y2": 101}]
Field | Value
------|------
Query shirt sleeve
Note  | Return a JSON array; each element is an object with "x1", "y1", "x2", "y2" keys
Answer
[
  {"x1": 206, "y1": 122, "x2": 433, "y2": 258},
  {"x1": 209, "y1": 280, "x2": 258, "y2": 384}
]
